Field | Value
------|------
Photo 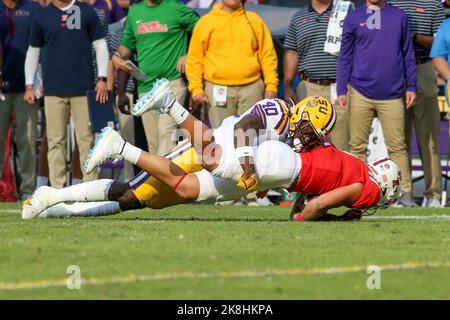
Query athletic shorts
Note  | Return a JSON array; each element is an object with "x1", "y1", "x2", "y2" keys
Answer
[{"x1": 129, "y1": 140, "x2": 202, "y2": 208}]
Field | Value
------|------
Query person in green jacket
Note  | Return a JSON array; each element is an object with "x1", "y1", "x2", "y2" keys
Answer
[{"x1": 112, "y1": 0, "x2": 198, "y2": 156}]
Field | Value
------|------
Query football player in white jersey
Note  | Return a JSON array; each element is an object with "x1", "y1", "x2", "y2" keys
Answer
[
  {"x1": 127, "y1": 78, "x2": 292, "y2": 192},
  {"x1": 21, "y1": 86, "x2": 337, "y2": 219}
]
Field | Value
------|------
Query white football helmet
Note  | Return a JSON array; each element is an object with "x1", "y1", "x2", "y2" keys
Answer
[{"x1": 368, "y1": 158, "x2": 402, "y2": 207}]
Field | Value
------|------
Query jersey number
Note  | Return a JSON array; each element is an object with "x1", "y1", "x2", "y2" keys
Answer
[{"x1": 259, "y1": 101, "x2": 279, "y2": 116}]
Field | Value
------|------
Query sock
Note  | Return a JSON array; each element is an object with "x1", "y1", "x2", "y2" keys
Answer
[
  {"x1": 121, "y1": 142, "x2": 142, "y2": 165},
  {"x1": 36, "y1": 176, "x2": 48, "y2": 188},
  {"x1": 41, "y1": 201, "x2": 121, "y2": 218},
  {"x1": 52, "y1": 179, "x2": 114, "y2": 205},
  {"x1": 71, "y1": 178, "x2": 82, "y2": 185},
  {"x1": 169, "y1": 100, "x2": 189, "y2": 125}
]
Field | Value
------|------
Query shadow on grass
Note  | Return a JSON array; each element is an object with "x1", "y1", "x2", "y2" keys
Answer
[{"x1": 84, "y1": 216, "x2": 292, "y2": 223}]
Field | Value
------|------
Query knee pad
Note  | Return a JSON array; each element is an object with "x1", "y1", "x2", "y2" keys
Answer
[{"x1": 118, "y1": 189, "x2": 144, "y2": 211}]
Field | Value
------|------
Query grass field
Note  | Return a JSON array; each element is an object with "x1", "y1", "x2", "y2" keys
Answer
[{"x1": 1, "y1": 202, "x2": 450, "y2": 299}]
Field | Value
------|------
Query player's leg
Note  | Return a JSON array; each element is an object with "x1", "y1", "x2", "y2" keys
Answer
[
  {"x1": 132, "y1": 78, "x2": 214, "y2": 155},
  {"x1": 194, "y1": 169, "x2": 248, "y2": 203},
  {"x1": 36, "y1": 141, "x2": 207, "y2": 219},
  {"x1": 129, "y1": 144, "x2": 204, "y2": 208},
  {"x1": 40, "y1": 201, "x2": 122, "y2": 218},
  {"x1": 41, "y1": 174, "x2": 195, "y2": 218},
  {"x1": 126, "y1": 149, "x2": 204, "y2": 201},
  {"x1": 21, "y1": 179, "x2": 135, "y2": 219},
  {"x1": 81, "y1": 126, "x2": 248, "y2": 203},
  {"x1": 38, "y1": 183, "x2": 144, "y2": 218},
  {"x1": 83, "y1": 127, "x2": 199, "y2": 195}
]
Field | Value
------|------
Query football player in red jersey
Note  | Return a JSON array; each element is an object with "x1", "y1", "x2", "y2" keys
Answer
[{"x1": 288, "y1": 145, "x2": 401, "y2": 222}]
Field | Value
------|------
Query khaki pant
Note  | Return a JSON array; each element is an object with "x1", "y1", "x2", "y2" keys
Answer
[
  {"x1": 44, "y1": 96, "x2": 97, "y2": 188},
  {"x1": 205, "y1": 79, "x2": 265, "y2": 129},
  {"x1": 117, "y1": 92, "x2": 135, "y2": 181},
  {"x1": 297, "y1": 80, "x2": 350, "y2": 151},
  {"x1": 0, "y1": 93, "x2": 37, "y2": 195},
  {"x1": 141, "y1": 78, "x2": 186, "y2": 156},
  {"x1": 405, "y1": 61, "x2": 442, "y2": 200},
  {"x1": 348, "y1": 86, "x2": 412, "y2": 194}
]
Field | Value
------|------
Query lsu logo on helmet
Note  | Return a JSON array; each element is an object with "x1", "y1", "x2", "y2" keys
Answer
[{"x1": 286, "y1": 96, "x2": 336, "y2": 152}]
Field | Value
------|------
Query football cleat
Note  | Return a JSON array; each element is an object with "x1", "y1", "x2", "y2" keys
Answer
[
  {"x1": 132, "y1": 78, "x2": 176, "y2": 116},
  {"x1": 22, "y1": 186, "x2": 55, "y2": 220},
  {"x1": 82, "y1": 127, "x2": 125, "y2": 174}
]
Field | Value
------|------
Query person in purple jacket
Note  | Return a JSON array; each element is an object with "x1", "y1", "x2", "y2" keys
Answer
[
  {"x1": 89, "y1": 0, "x2": 125, "y2": 24},
  {"x1": 336, "y1": 0, "x2": 418, "y2": 207}
]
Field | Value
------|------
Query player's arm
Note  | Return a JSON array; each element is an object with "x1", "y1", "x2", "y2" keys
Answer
[
  {"x1": 234, "y1": 114, "x2": 265, "y2": 179},
  {"x1": 297, "y1": 183, "x2": 363, "y2": 222}
]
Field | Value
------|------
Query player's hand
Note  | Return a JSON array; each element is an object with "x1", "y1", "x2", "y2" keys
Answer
[
  {"x1": 112, "y1": 54, "x2": 133, "y2": 73},
  {"x1": 265, "y1": 90, "x2": 277, "y2": 99},
  {"x1": 117, "y1": 92, "x2": 131, "y2": 114},
  {"x1": 24, "y1": 85, "x2": 36, "y2": 105},
  {"x1": 95, "y1": 79, "x2": 109, "y2": 103},
  {"x1": 283, "y1": 87, "x2": 298, "y2": 104},
  {"x1": 256, "y1": 189, "x2": 269, "y2": 199},
  {"x1": 338, "y1": 95, "x2": 348, "y2": 109},
  {"x1": 341, "y1": 209, "x2": 363, "y2": 221},
  {"x1": 236, "y1": 172, "x2": 259, "y2": 192},
  {"x1": 405, "y1": 91, "x2": 416, "y2": 109}
]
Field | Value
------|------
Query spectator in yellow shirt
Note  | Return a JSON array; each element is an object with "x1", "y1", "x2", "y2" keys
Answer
[{"x1": 186, "y1": 0, "x2": 278, "y2": 128}]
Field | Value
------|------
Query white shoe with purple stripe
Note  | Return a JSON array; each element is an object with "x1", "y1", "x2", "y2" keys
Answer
[{"x1": 83, "y1": 127, "x2": 125, "y2": 174}]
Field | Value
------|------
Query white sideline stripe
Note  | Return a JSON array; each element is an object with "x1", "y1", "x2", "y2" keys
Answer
[
  {"x1": 2, "y1": 209, "x2": 21, "y2": 213},
  {"x1": 1, "y1": 261, "x2": 449, "y2": 291},
  {"x1": 3, "y1": 208, "x2": 450, "y2": 220},
  {"x1": 365, "y1": 215, "x2": 450, "y2": 220}
]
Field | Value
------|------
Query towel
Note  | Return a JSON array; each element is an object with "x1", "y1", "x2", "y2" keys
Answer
[
  {"x1": 34, "y1": 64, "x2": 43, "y2": 100},
  {"x1": 324, "y1": 0, "x2": 353, "y2": 56}
]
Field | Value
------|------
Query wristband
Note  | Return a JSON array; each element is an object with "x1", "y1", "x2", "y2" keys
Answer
[{"x1": 235, "y1": 146, "x2": 254, "y2": 159}]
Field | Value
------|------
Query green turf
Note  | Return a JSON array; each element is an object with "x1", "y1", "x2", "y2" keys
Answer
[{"x1": 0, "y1": 203, "x2": 449, "y2": 299}]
